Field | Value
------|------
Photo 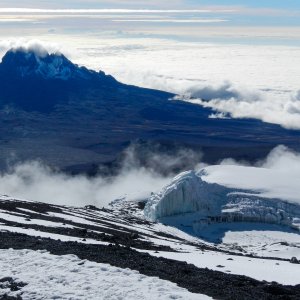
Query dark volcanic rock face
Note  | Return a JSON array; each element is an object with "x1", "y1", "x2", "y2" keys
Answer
[
  {"x1": 0, "y1": 277, "x2": 26, "y2": 300},
  {"x1": 0, "y1": 48, "x2": 299, "y2": 171}
]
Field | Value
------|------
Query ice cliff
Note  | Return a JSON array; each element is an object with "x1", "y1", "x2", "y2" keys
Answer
[{"x1": 144, "y1": 168, "x2": 300, "y2": 232}]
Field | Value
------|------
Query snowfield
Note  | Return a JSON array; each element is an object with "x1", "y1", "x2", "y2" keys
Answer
[
  {"x1": 145, "y1": 245, "x2": 300, "y2": 285},
  {"x1": 202, "y1": 164, "x2": 300, "y2": 204},
  {"x1": 0, "y1": 249, "x2": 210, "y2": 300}
]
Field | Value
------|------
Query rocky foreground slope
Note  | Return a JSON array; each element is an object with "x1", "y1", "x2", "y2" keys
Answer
[{"x1": 0, "y1": 195, "x2": 300, "y2": 299}]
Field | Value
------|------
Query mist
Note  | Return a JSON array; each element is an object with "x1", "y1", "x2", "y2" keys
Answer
[
  {"x1": 0, "y1": 161, "x2": 170, "y2": 207},
  {"x1": 0, "y1": 144, "x2": 203, "y2": 207},
  {"x1": 0, "y1": 144, "x2": 299, "y2": 207}
]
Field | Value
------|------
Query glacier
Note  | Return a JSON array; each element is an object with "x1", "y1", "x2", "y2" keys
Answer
[{"x1": 144, "y1": 167, "x2": 300, "y2": 233}]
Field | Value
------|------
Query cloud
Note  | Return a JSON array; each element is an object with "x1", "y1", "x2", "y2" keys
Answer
[
  {"x1": 66, "y1": 37, "x2": 300, "y2": 130},
  {"x1": 112, "y1": 19, "x2": 228, "y2": 23},
  {"x1": 0, "y1": 144, "x2": 203, "y2": 207},
  {"x1": 0, "y1": 163, "x2": 169, "y2": 208},
  {"x1": 1, "y1": 38, "x2": 300, "y2": 130},
  {"x1": 122, "y1": 143, "x2": 203, "y2": 175},
  {"x1": 186, "y1": 81, "x2": 261, "y2": 101},
  {"x1": 0, "y1": 39, "x2": 72, "y2": 60},
  {"x1": 236, "y1": 6, "x2": 300, "y2": 18},
  {"x1": 0, "y1": 18, "x2": 36, "y2": 23},
  {"x1": 0, "y1": 8, "x2": 229, "y2": 14},
  {"x1": 180, "y1": 82, "x2": 300, "y2": 130},
  {"x1": 258, "y1": 145, "x2": 300, "y2": 170}
]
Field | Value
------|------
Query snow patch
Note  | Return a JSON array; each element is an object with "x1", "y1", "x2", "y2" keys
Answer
[
  {"x1": 0, "y1": 249, "x2": 210, "y2": 300},
  {"x1": 146, "y1": 249, "x2": 300, "y2": 285}
]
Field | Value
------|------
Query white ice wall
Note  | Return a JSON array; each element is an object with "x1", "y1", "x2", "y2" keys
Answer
[{"x1": 144, "y1": 169, "x2": 300, "y2": 231}]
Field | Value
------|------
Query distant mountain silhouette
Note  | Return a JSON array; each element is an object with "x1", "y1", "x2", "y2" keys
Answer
[
  {"x1": 0, "y1": 47, "x2": 299, "y2": 172},
  {"x1": 0, "y1": 48, "x2": 118, "y2": 112}
]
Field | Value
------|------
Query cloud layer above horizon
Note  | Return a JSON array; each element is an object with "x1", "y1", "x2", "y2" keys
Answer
[
  {"x1": 1, "y1": 1, "x2": 300, "y2": 27},
  {"x1": 1, "y1": 38, "x2": 300, "y2": 129}
]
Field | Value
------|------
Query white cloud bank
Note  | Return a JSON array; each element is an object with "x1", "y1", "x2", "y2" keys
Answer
[
  {"x1": 181, "y1": 82, "x2": 300, "y2": 129},
  {"x1": 57, "y1": 38, "x2": 300, "y2": 130},
  {"x1": 1, "y1": 38, "x2": 300, "y2": 130}
]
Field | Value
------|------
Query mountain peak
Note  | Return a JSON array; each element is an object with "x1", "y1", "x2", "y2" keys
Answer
[
  {"x1": 0, "y1": 47, "x2": 118, "y2": 112},
  {"x1": 0, "y1": 48, "x2": 93, "y2": 80}
]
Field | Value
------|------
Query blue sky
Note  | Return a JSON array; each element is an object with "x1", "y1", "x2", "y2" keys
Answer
[
  {"x1": 1, "y1": 0, "x2": 300, "y2": 46},
  {"x1": 188, "y1": 0, "x2": 299, "y2": 8},
  {"x1": 1, "y1": 0, "x2": 300, "y2": 9},
  {"x1": 1, "y1": 0, "x2": 300, "y2": 26}
]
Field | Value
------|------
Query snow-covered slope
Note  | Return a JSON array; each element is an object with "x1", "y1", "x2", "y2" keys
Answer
[
  {"x1": 1, "y1": 195, "x2": 300, "y2": 298},
  {"x1": 144, "y1": 168, "x2": 300, "y2": 231}
]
